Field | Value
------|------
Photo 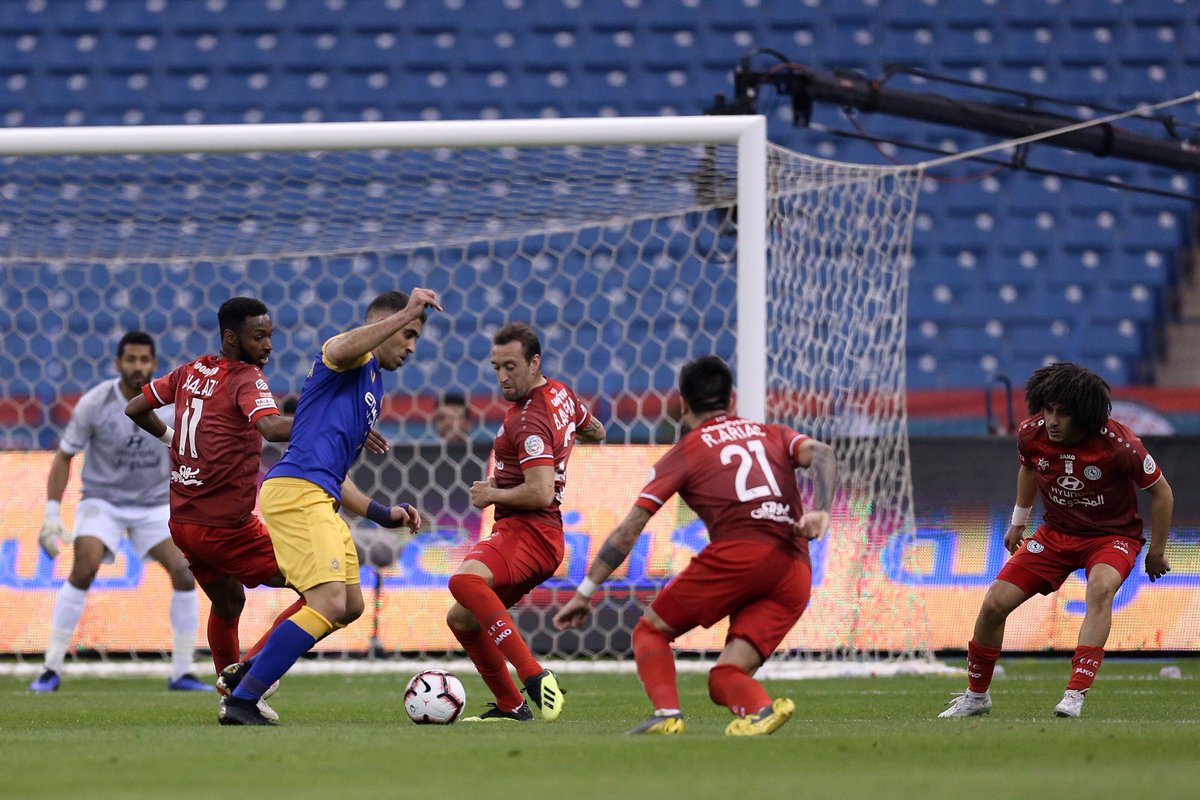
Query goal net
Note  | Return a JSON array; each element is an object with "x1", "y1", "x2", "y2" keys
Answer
[{"x1": 0, "y1": 117, "x2": 932, "y2": 676}]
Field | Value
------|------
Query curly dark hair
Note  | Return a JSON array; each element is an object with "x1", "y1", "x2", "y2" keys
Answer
[{"x1": 1025, "y1": 362, "x2": 1111, "y2": 436}]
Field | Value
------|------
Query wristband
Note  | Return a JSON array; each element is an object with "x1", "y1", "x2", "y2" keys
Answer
[
  {"x1": 577, "y1": 577, "x2": 599, "y2": 599},
  {"x1": 1011, "y1": 505, "x2": 1031, "y2": 527},
  {"x1": 159, "y1": 426, "x2": 175, "y2": 446},
  {"x1": 367, "y1": 500, "x2": 410, "y2": 528},
  {"x1": 45, "y1": 499, "x2": 62, "y2": 519}
]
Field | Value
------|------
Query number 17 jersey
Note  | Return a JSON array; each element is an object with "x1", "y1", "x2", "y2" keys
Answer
[
  {"x1": 635, "y1": 414, "x2": 811, "y2": 558},
  {"x1": 143, "y1": 355, "x2": 280, "y2": 527}
]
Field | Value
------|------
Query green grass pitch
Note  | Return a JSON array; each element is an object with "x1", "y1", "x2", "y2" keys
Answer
[{"x1": 2, "y1": 658, "x2": 1196, "y2": 800}]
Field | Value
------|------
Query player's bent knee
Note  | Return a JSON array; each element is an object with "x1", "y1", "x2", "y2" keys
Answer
[
  {"x1": 68, "y1": 566, "x2": 100, "y2": 589},
  {"x1": 445, "y1": 603, "x2": 478, "y2": 631},
  {"x1": 341, "y1": 597, "x2": 365, "y2": 624},
  {"x1": 708, "y1": 663, "x2": 744, "y2": 704},
  {"x1": 447, "y1": 572, "x2": 487, "y2": 605}
]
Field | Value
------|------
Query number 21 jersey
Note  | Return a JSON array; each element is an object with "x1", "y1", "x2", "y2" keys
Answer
[{"x1": 636, "y1": 414, "x2": 811, "y2": 558}]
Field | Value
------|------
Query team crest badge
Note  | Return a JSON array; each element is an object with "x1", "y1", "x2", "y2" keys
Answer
[
  {"x1": 330, "y1": 559, "x2": 340, "y2": 571},
  {"x1": 1084, "y1": 465, "x2": 1102, "y2": 481},
  {"x1": 1026, "y1": 540, "x2": 1044, "y2": 554}
]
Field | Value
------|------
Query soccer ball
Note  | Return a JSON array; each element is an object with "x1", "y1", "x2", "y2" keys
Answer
[{"x1": 403, "y1": 669, "x2": 466, "y2": 725}]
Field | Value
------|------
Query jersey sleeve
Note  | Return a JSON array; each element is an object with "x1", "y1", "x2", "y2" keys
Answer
[
  {"x1": 778, "y1": 425, "x2": 811, "y2": 467},
  {"x1": 57, "y1": 391, "x2": 97, "y2": 455},
  {"x1": 320, "y1": 334, "x2": 372, "y2": 372},
  {"x1": 143, "y1": 367, "x2": 180, "y2": 409},
  {"x1": 513, "y1": 410, "x2": 556, "y2": 471},
  {"x1": 1016, "y1": 427, "x2": 1031, "y2": 466},
  {"x1": 574, "y1": 392, "x2": 592, "y2": 429},
  {"x1": 1123, "y1": 432, "x2": 1163, "y2": 490},
  {"x1": 235, "y1": 367, "x2": 280, "y2": 424},
  {"x1": 634, "y1": 442, "x2": 688, "y2": 514}
]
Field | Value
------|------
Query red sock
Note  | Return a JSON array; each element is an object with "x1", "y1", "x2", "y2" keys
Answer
[
  {"x1": 708, "y1": 662, "x2": 771, "y2": 717},
  {"x1": 448, "y1": 574, "x2": 542, "y2": 681},
  {"x1": 1067, "y1": 645, "x2": 1104, "y2": 691},
  {"x1": 632, "y1": 618, "x2": 679, "y2": 711},
  {"x1": 449, "y1": 624, "x2": 524, "y2": 711},
  {"x1": 967, "y1": 639, "x2": 1002, "y2": 693},
  {"x1": 207, "y1": 613, "x2": 240, "y2": 674},
  {"x1": 246, "y1": 598, "x2": 306, "y2": 661}
]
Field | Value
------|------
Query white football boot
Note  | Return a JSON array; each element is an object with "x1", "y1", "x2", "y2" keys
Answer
[
  {"x1": 938, "y1": 689, "x2": 992, "y2": 718},
  {"x1": 1053, "y1": 689, "x2": 1086, "y2": 718}
]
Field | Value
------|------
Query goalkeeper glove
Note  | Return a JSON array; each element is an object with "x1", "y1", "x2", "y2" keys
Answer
[{"x1": 38, "y1": 499, "x2": 74, "y2": 559}]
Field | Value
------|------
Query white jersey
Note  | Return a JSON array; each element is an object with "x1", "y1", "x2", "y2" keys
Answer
[{"x1": 59, "y1": 378, "x2": 172, "y2": 507}]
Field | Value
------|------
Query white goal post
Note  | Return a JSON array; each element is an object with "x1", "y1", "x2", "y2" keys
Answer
[
  {"x1": 0, "y1": 116, "x2": 769, "y2": 423},
  {"x1": 0, "y1": 115, "x2": 935, "y2": 677}
]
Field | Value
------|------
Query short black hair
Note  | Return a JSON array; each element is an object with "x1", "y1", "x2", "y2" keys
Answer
[
  {"x1": 441, "y1": 391, "x2": 469, "y2": 419},
  {"x1": 493, "y1": 322, "x2": 541, "y2": 362},
  {"x1": 367, "y1": 290, "x2": 426, "y2": 324},
  {"x1": 1025, "y1": 362, "x2": 1112, "y2": 436},
  {"x1": 117, "y1": 330, "x2": 155, "y2": 359},
  {"x1": 679, "y1": 355, "x2": 733, "y2": 414},
  {"x1": 217, "y1": 296, "x2": 269, "y2": 337}
]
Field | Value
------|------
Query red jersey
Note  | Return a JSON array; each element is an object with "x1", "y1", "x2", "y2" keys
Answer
[
  {"x1": 491, "y1": 377, "x2": 592, "y2": 529},
  {"x1": 636, "y1": 415, "x2": 811, "y2": 558},
  {"x1": 144, "y1": 355, "x2": 280, "y2": 528},
  {"x1": 1016, "y1": 414, "x2": 1162, "y2": 539}
]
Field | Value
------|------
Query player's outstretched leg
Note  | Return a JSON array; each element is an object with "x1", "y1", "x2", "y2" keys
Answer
[
  {"x1": 216, "y1": 660, "x2": 281, "y2": 722},
  {"x1": 1054, "y1": 689, "x2": 1086, "y2": 718},
  {"x1": 938, "y1": 690, "x2": 993, "y2": 718},
  {"x1": 725, "y1": 698, "x2": 796, "y2": 736},
  {"x1": 522, "y1": 669, "x2": 564, "y2": 722},
  {"x1": 218, "y1": 696, "x2": 277, "y2": 726},
  {"x1": 461, "y1": 702, "x2": 535, "y2": 723},
  {"x1": 625, "y1": 711, "x2": 685, "y2": 735}
]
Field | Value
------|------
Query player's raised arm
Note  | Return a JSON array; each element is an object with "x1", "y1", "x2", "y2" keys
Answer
[
  {"x1": 793, "y1": 438, "x2": 837, "y2": 541},
  {"x1": 1005, "y1": 464, "x2": 1038, "y2": 555},
  {"x1": 323, "y1": 287, "x2": 441, "y2": 370},
  {"x1": 1144, "y1": 475, "x2": 1173, "y2": 582},
  {"x1": 553, "y1": 505, "x2": 653, "y2": 631}
]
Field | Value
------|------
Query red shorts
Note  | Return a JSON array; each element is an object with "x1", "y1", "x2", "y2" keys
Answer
[
  {"x1": 651, "y1": 539, "x2": 812, "y2": 660},
  {"x1": 462, "y1": 516, "x2": 564, "y2": 607},
  {"x1": 169, "y1": 516, "x2": 281, "y2": 588},
  {"x1": 997, "y1": 525, "x2": 1142, "y2": 597}
]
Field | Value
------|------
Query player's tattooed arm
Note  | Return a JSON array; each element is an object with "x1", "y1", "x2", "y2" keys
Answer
[
  {"x1": 554, "y1": 505, "x2": 652, "y2": 630},
  {"x1": 807, "y1": 441, "x2": 838, "y2": 514},
  {"x1": 575, "y1": 415, "x2": 605, "y2": 443},
  {"x1": 793, "y1": 440, "x2": 837, "y2": 541}
]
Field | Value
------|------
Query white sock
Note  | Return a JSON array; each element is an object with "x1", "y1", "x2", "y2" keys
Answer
[
  {"x1": 169, "y1": 589, "x2": 199, "y2": 680},
  {"x1": 45, "y1": 583, "x2": 88, "y2": 673}
]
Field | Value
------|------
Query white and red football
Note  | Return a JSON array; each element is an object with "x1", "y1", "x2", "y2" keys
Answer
[{"x1": 403, "y1": 669, "x2": 467, "y2": 725}]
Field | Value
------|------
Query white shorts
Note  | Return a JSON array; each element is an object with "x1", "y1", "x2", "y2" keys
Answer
[{"x1": 72, "y1": 498, "x2": 171, "y2": 565}]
